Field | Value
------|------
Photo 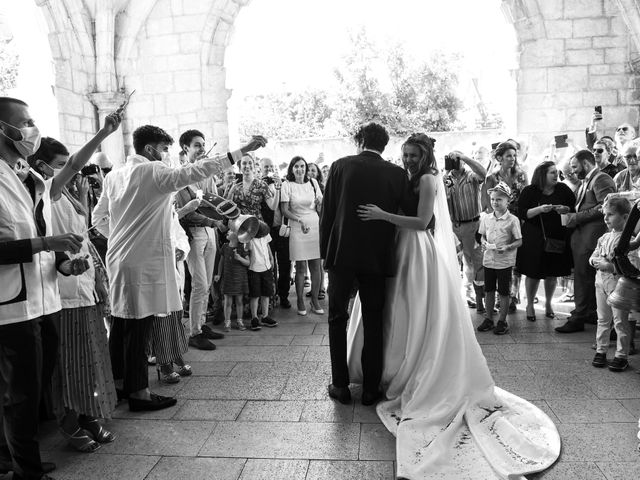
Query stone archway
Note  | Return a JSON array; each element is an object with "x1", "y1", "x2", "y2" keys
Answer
[{"x1": 33, "y1": 0, "x2": 640, "y2": 163}]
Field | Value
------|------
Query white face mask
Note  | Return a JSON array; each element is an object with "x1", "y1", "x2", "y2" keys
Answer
[
  {"x1": 0, "y1": 120, "x2": 41, "y2": 158},
  {"x1": 149, "y1": 146, "x2": 171, "y2": 166}
]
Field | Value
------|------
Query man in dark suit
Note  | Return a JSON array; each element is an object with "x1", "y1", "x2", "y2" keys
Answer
[
  {"x1": 320, "y1": 122, "x2": 410, "y2": 405},
  {"x1": 556, "y1": 149, "x2": 616, "y2": 333}
]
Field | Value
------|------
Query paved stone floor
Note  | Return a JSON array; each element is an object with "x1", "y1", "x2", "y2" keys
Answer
[{"x1": 33, "y1": 294, "x2": 640, "y2": 480}]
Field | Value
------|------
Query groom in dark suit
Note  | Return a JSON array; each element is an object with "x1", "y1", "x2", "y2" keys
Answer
[{"x1": 320, "y1": 122, "x2": 411, "y2": 405}]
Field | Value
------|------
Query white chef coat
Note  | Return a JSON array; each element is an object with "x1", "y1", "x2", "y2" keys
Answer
[{"x1": 92, "y1": 151, "x2": 240, "y2": 319}]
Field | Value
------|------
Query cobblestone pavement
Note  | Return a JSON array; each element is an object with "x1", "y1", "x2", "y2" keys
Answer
[{"x1": 35, "y1": 294, "x2": 640, "y2": 480}]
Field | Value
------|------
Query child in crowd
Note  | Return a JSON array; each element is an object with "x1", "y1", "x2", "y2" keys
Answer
[
  {"x1": 590, "y1": 197, "x2": 634, "y2": 372},
  {"x1": 477, "y1": 182, "x2": 522, "y2": 335},
  {"x1": 247, "y1": 221, "x2": 278, "y2": 330},
  {"x1": 215, "y1": 229, "x2": 250, "y2": 332}
]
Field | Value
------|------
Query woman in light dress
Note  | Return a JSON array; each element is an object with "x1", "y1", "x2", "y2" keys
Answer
[{"x1": 348, "y1": 133, "x2": 560, "y2": 479}]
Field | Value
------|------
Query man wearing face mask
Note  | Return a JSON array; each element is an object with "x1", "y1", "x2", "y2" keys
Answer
[
  {"x1": 443, "y1": 150, "x2": 487, "y2": 311},
  {"x1": 92, "y1": 125, "x2": 267, "y2": 411},
  {"x1": 174, "y1": 129, "x2": 225, "y2": 350},
  {"x1": 0, "y1": 97, "x2": 120, "y2": 480}
]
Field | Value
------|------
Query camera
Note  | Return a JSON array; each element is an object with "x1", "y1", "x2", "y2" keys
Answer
[
  {"x1": 80, "y1": 164, "x2": 100, "y2": 176},
  {"x1": 444, "y1": 154, "x2": 460, "y2": 171}
]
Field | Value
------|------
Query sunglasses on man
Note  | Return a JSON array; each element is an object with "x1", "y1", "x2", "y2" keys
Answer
[{"x1": 616, "y1": 126, "x2": 630, "y2": 132}]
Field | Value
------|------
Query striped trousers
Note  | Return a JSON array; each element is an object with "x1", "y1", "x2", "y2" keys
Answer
[
  {"x1": 148, "y1": 311, "x2": 188, "y2": 365},
  {"x1": 109, "y1": 316, "x2": 153, "y2": 394}
]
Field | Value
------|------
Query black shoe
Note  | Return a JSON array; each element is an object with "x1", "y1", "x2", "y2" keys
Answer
[
  {"x1": 128, "y1": 393, "x2": 177, "y2": 412},
  {"x1": 508, "y1": 297, "x2": 517, "y2": 312},
  {"x1": 477, "y1": 318, "x2": 494, "y2": 332},
  {"x1": 608, "y1": 356, "x2": 629, "y2": 372},
  {"x1": 476, "y1": 306, "x2": 486, "y2": 314},
  {"x1": 494, "y1": 320, "x2": 509, "y2": 335},
  {"x1": 592, "y1": 352, "x2": 607, "y2": 368},
  {"x1": 279, "y1": 297, "x2": 291, "y2": 309},
  {"x1": 555, "y1": 320, "x2": 584, "y2": 333},
  {"x1": 250, "y1": 318, "x2": 262, "y2": 331},
  {"x1": 0, "y1": 462, "x2": 56, "y2": 475},
  {"x1": 467, "y1": 298, "x2": 477, "y2": 309},
  {"x1": 362, "y1": 390, "x2": 383, "y2": 406},
  {"x1": 188, "y1": 334, "x2": 216, "y2": 350},
  {"x1": 201, "y1": 324, "x2": 225, "y2": 340},
  {"x1": 327, "y1": 384, "x2": 351, "y2": 404},
  {"x1": 260, "y1": 317, "x2": 278, "y2": 327}
]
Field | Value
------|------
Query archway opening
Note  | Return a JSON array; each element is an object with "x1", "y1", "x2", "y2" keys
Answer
[{"x1": 225, "y1": 0, "x2": 518, "y2": 163}]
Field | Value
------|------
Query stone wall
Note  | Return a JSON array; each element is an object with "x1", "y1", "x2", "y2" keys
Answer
[
  {"x1": 510, "y1": 0, "x2": 640, "y2": 153},
  {"x1": 32, "y1": 0, "x2": 640, "y2": 164}
]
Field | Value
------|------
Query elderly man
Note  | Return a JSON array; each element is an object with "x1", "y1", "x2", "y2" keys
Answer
[
  {"x1": 614, "y1": 143, "x2": 640, "y2": 192},
  {"x1": 586, "y1": 112, "x2": 637, "y2": 155},
  {"x1": 444, "y1": 150, "x2": 487, "y2": 309},
  {"x1": 93, "y1": 125, "x2": 266, "y2": 411},
  {"x1": 556, "y1": 149, "x2": 616, "y2": 333}
]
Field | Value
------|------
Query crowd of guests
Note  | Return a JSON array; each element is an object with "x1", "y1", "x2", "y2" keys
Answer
[
  {"x1": 444, "y1": 117, "x2": 640, "y2": 377},
  {"x1": 1, "y1": 91, "x2": 640, "y2": 480}
]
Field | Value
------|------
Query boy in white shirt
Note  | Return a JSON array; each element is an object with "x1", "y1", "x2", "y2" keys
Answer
[
  {"x1": 247, "y1": 221, "x2": 278, "y2": 330},
  {"x1": 477, "y1": 182, "x2": 523, "y2": 335}
]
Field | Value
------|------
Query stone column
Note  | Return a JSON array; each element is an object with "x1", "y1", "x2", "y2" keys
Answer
[{"x1": 88, "y1": 91, "x2": 127, "y2": 168}]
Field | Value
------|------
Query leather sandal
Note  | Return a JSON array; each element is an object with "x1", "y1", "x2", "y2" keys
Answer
[
  {"x1": 79, "y1": 417, "x2": 116, "y2": 443},
  {"x1": 60, "y1": 427, "x2": 101, "y2": 453}
]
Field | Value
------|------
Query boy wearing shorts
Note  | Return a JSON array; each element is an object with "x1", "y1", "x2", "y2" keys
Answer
[
  {"x1": 248, "y1": 221, "x2": 278, "y2": 330},
  {"x1": 477, "y1": 182, "x2": 523, "y2": 335}
]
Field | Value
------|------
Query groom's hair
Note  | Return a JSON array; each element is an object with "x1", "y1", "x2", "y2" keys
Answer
[{"x1": 354, "y1": 122, "x2": 389, "y2": 153}]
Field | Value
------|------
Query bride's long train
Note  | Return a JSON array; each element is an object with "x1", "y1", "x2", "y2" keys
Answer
[{"x1": 347, "y1": 227, "x2": 560, "y2": 479}]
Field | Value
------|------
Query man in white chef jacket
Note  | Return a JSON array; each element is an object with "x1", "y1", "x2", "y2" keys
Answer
[{"x1": 93, "y1": 125, "x2": 266, "y2": 411}]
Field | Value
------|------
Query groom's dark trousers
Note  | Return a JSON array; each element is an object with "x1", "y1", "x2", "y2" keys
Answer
[
  {"x1": 320, "y1": 149, "x2": 411, "y2": 395},
  {"x1": 327, "y1": 269, "x2": 385, "y2": 392}
]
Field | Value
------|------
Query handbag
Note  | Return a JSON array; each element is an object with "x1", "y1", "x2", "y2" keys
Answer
[
  {"x1": 279, "y1": 216, "x2": 290, "y2": 237},
  {"x1": 539, "y1": 213, "x2": 565, "y2": 254}
]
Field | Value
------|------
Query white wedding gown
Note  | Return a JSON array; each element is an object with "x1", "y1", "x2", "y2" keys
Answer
[{"x1": 347, "y1": 179, "x2": 560, "y2": 479}]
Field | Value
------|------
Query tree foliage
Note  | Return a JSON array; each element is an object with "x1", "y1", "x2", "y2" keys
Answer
[
  {"x1": 0, "y1": 41, "x2": 19, "y2": 95},
  {"x1": 235, "y1": 29, "x2": 462, "y2": 139}
]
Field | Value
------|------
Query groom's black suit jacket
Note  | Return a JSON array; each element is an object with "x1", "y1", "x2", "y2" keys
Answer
[{"x1": 320, "y1": 150, "x2": 412, "y2": 276}]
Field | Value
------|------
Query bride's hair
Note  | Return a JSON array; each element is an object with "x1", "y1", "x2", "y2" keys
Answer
[{"x1": 402, "y1": 133, "x2": 438, "y2": 191}]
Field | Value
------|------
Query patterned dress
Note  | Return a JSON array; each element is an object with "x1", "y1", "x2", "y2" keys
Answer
[{"x1": 228, "y1": 178, "x2": 270, "y2": 220}]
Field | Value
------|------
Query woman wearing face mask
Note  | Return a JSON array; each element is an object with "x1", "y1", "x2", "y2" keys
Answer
[
  {"x1": 29, "y1": 134, "x2": 120, "y2": 453},
  {"x1": 280, "y1": 156, "x2": 324, "y2": 315},
  {"x1": 483, "y1": 142, "x2": 529, "y2": 312}
]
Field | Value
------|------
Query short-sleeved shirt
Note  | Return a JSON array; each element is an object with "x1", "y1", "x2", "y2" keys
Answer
[
  {"x1": 229, "y1": 178, "x2": 270, "y2": 220},
  {"x1": 280, "y1": 179, "x2": 323, "y2": 218},
  {"x1": 248, "y1": 234, "x2": 272, "y2": 272},
  {"x1": 444, "y1": 169, "x2": 483, "y2": 222},
  {"x1": 479, "y1": 210, "x2": 522, "y2": 269}
]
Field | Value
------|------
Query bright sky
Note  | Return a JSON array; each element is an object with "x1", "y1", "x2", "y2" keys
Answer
[
  {"x1": 226, "y1": 0, "x2": 519, "y2": 130},
  {"x1": 1, "y1": 0, "x2": 518, "y2": 139},
  {"x1": 1, "y1": 0, "x2": 58, "y2": 136}
]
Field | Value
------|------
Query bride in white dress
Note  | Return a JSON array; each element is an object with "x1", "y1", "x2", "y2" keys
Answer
[{"x1": 348, "y1": 134, "x2": 560, "y2": 479}]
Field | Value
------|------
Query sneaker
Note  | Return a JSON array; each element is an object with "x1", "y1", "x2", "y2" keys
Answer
[
  {"x1": 224, "y1": 321, "x2": 231, "y2": 332},
  {"x1": 236, "y1": 320, "x2": 246, "y2": 331},
  {"x1": 477, "y1": 318, "x2": 494, "y2": 332},
  {"x1": 188, "y1": 334, "x2": 216, "y2": 351},
  {"x1": 494, "y1": 321, "x2": 509, "y2": 335},
  {"x1": 608, "y1": 356, "x2": 629, "y2": 372},
  {"x1": 201, "y1": 324, "x2": 225, "y2": 340},
  {"x1": 592, "y1": 352, "x2": 607, "y2": 368},
  {"x1": 260, "y1": 316, "x2": 278, "y2": 327},
  {"x1": 250, "y1": 317, "x2": 262, "y2": 331}
]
